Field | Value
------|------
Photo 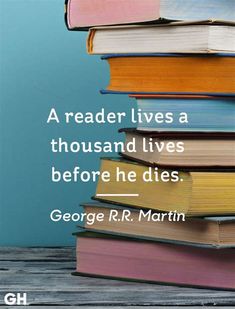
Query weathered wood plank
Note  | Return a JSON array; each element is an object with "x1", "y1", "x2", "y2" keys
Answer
[
  {"x1": 0, "y1": 273, "x2": 235, "y2": 306},
  {"x1": 0, "y1": 247, "x2": 75, "y2": 261},
  {"x1": 1, "y1": 290, "x2": 235, "y2": 306},
  {"x1": 3, "y1": 307, "x2": 235, "y2": 309},
  {"x1": 2, "y1": 307, "x2": 234, "y2": 309},
  {"x1": 0, "y1": 272, "x2": 229, "y2": 293},
  {"x1": 0, "y1": 261, "x2": 75, "y2": 274}
]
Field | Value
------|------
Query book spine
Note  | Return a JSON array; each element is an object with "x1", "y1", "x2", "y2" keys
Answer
[
  {"x1": 64, "y1": 0, "x2": 70, "y2": 30},
  {"x1": 87, "y1": 29, "x2": 96, "y2": 54}
]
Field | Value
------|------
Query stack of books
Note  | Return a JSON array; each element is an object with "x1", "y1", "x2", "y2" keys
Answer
[{"x1": 65, "y1": 0, "x2": 235, "y2": 290}]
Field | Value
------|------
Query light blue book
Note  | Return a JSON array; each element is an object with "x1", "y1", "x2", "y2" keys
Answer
[
  {"x1": 132, "y1": 96, "x2": 235, "y2": 132},
  {"x1": 160, "y1": 0, "x2": 235, "y2": 21}
]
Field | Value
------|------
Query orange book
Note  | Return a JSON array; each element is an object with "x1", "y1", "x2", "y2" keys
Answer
[{"x1": 101, "y1": 54, "x2": 235, "y2": 95}]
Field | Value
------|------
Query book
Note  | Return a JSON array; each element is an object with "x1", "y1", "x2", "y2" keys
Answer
[
  {"x1": 81, "y1": 201, "x2": 235, "y2": 248},
  {"x1": 65, "y1": 0, "x2": 235, "y2": 30},
  {"x1": 95, "y1": 158, "x2": 235, "y2": 216},
  {"x1": 119, "y1": 128, "x2": 235, "y2": 168},
  {"x1": 101, "y1": 54, "x2": 235, "y2": 95},
  {"x1": 88, "y1": 23, "x2": 235, "y2": 54},
  {"x1": 131, "y1": 95, "x2": 235, "y2": 132},
  {"x1": 74, "y1": 231, "x2": 235, "y2": 290}
]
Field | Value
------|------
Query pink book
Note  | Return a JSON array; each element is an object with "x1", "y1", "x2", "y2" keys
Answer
[
  {"x1": 75, "y1": 232, "x2": 235, "y2": 290},
  {"x1": 65, "y1": 0, "x2": 235, "y2": 30},
  {"x1": 66, "y1": 0, "x2": 160, "y2": 29}
]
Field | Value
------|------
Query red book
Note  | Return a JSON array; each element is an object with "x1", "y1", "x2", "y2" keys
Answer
[{"x1": 74, "y1": 232, "x2": 235, "y2": 290}]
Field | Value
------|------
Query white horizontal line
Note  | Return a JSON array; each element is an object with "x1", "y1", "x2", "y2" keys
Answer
[{"x1": 97, "y1": 194, "x2": 139, "y2": 197}]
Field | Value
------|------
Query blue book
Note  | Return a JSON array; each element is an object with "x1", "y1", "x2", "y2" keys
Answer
[
  {"x1": 160, "y1": 0, "x2": 235, "y2": 21},
  {"x1": 131, "y1": 95, "x2": 235, "y2": 132}
]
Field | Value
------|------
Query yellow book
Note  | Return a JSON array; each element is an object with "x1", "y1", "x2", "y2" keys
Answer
[{"x1": 95, "y1": 158, "x2": 235, "y2": 216}]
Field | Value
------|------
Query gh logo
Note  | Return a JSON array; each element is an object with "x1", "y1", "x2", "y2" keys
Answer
[{"x1": 4, "y1": 293, "x2": 27, "y2": 305}]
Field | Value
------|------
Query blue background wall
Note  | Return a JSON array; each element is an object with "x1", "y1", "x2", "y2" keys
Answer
[{"x1": 0, "y1": 0, "x2": 131, "y2": 246}]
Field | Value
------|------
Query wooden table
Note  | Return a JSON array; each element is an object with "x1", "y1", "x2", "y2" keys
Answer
[{"x1": 0, "y1": 247, "x2": 235, "y2": 308}]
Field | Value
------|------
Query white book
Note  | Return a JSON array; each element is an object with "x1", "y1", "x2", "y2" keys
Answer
[{"x1": 87, "y1": 22, "x2": 235, "y2": 54}]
